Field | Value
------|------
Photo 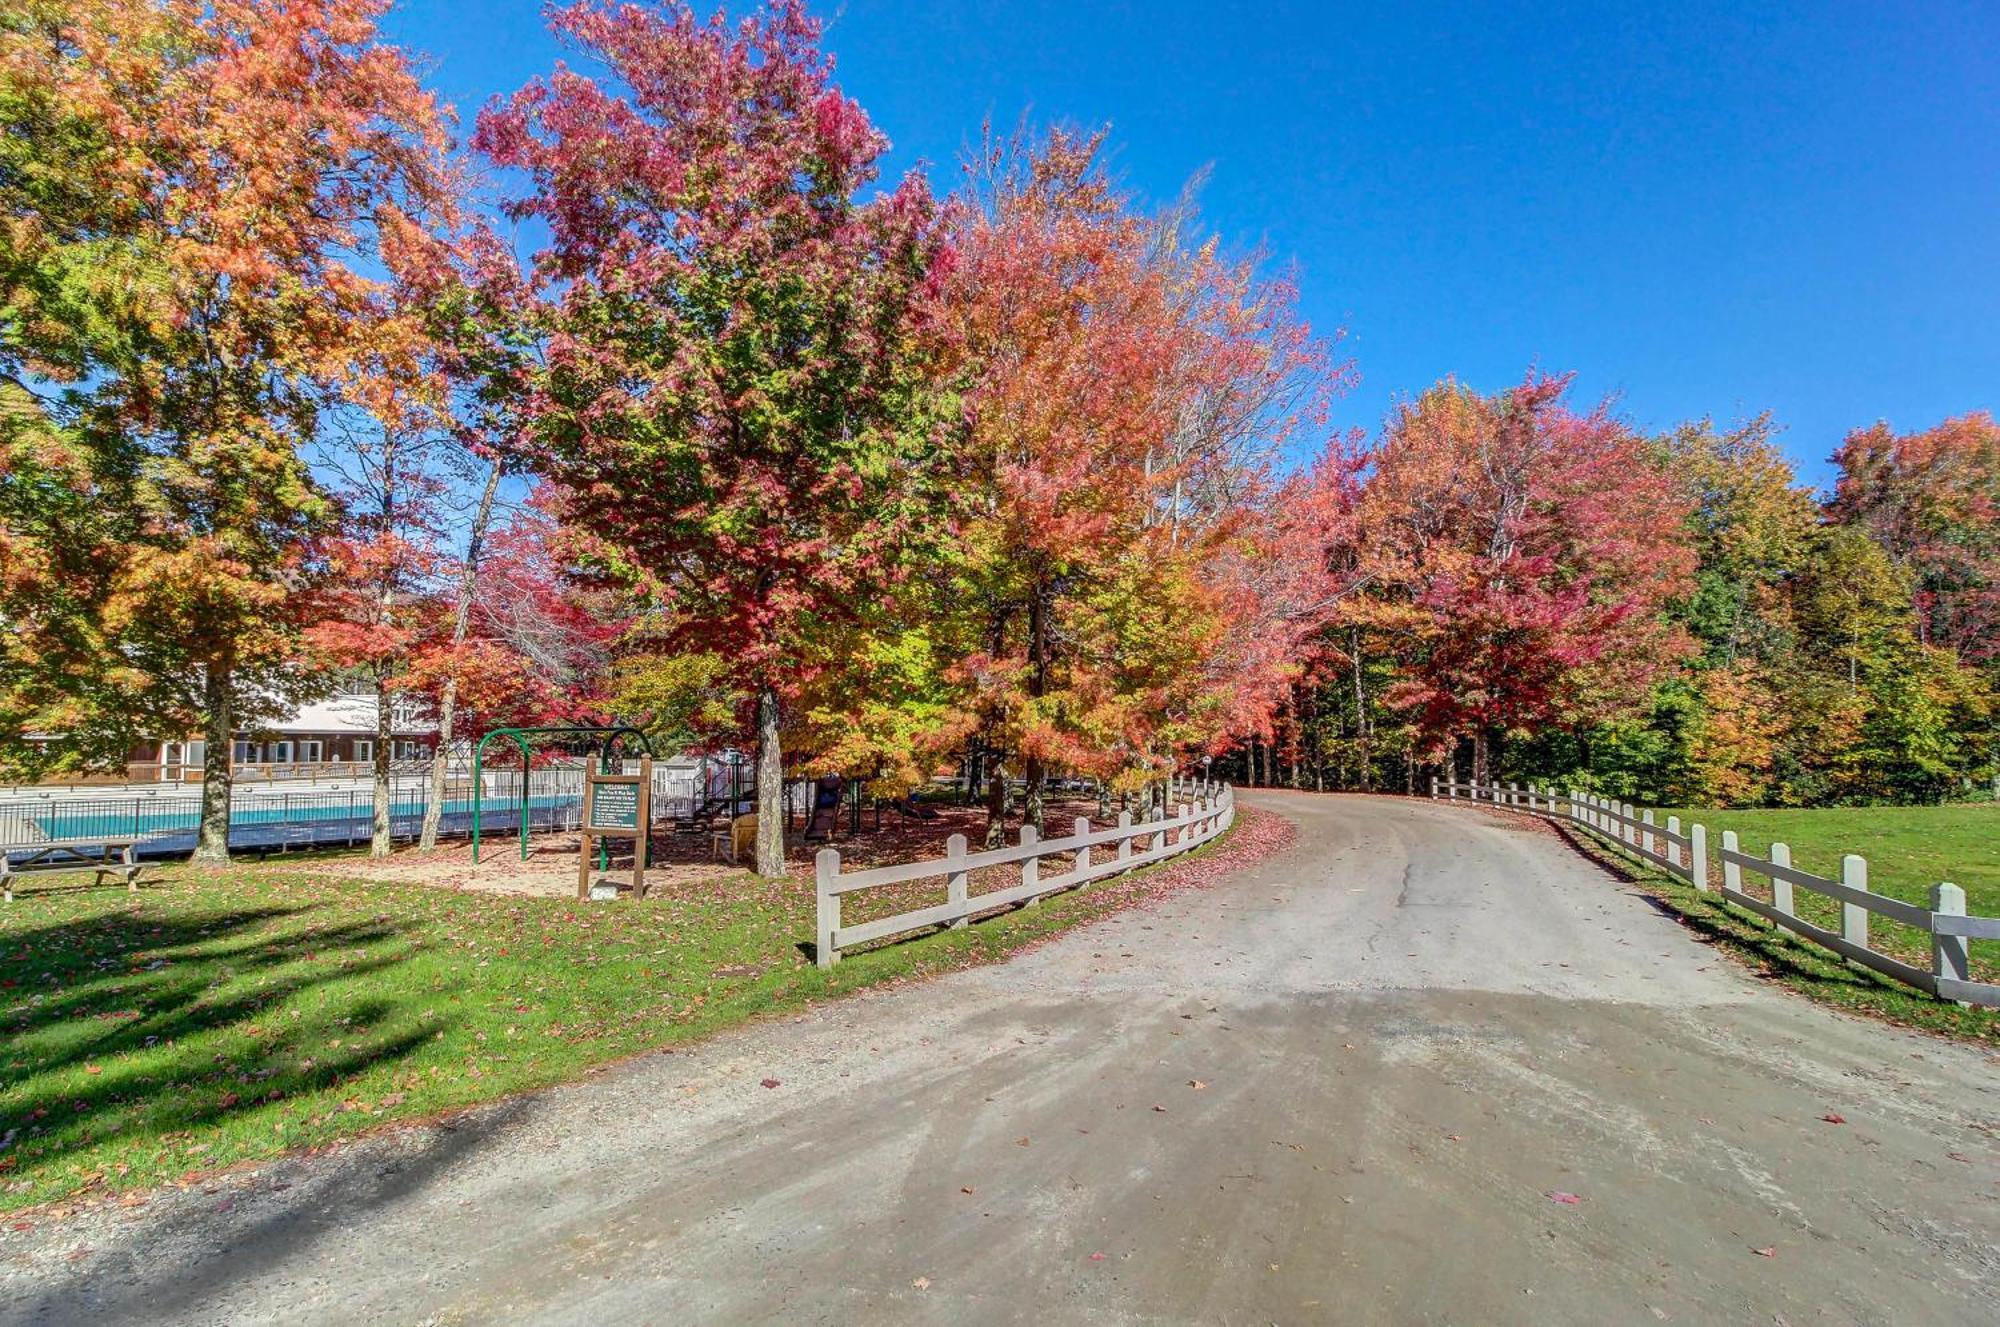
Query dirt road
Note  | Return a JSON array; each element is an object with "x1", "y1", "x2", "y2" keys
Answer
[{"x1": 5, "y1": 791, "x2": 1996, "y2": 1324}]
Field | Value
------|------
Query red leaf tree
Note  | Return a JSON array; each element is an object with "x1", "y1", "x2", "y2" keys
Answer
[
  {"x1": 474, "y1": 0, "x2": 956, "y2": 875},
  {"x1": 1343, "y1": 372, "x2": 1696, "y2": 781}
]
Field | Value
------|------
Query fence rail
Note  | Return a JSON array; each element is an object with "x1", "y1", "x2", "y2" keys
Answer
[
  {"x1": 1431, "y1": 777, "x2": 1998, "y2": 1009},
  {"x1": 815, "y1": 780, "x2": 1234, "y2": 966},
  {"x1": 0, "y1": 763, "x2": 708, "y2": 863}
]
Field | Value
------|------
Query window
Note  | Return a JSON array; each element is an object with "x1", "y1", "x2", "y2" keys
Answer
[
  {"x1": 353, "y1": 740, "x2": 373, "y2": 765},
  {"x1": 269, "y1": 741, "x2": 292, "y2": 764},
  {"x1": 299, "y1": 740, "x2": 322, "y2": 764},
  {"x1": 234, "y1": 740, "x2": 253, "y2": 764}
]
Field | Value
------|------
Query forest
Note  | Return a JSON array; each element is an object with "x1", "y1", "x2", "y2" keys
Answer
[{"x1": 2, "y1": 0, "x2": 1995, "y2": 880}]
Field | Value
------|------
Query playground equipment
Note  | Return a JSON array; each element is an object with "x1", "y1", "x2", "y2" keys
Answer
[{"x1": 470, "y1": 725, "x2": 655, "y2": 863}]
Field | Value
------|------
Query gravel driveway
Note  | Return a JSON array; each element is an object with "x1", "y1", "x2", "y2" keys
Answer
[{"x1": 4, "y1": 790, "x2": 1996, "y2": 1325}]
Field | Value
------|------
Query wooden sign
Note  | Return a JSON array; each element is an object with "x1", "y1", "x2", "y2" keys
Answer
[
  {"x1": 587, "y1": 778, "x2": 641, "y2": 831},
  {"x1": 579, "y1": 755, "x2": 652, "y2": 901}
]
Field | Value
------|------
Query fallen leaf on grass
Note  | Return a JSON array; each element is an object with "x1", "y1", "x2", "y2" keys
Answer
[
  {"x1": 1544, "y1": 1191, "x2": 1582, "y2": 1205},
  {"x1": 84, "y1": 1065, "x2": 101, "y2": 1075}
]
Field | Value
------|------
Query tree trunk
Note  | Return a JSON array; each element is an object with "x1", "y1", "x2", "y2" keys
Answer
[
  {"x1": 368, "y1": 430, "x2": 401, "y2": 857},
  {"x1": 370, "y1": 667, "x2": 393, "y2": 856},
  {"x1": 1351, "y1": 628, "x2": 1373, "y2": 792},
  {"x1": 1472, "y1": 728, "x2": 1491, "y2": 787},
  {"x1": 193, "y1": 664, "x2": 233, "y2": 863},
  {"x1": 1023, "y1": 585, "x2": 1048, "y2": 834},
  {"x1": 753, "y1": 685, "x2": 784, "y2": 877},
  {"x1": 420, "y1": 460, "x2": 503, "y2": 851},
  {"x1": 982, "y1": 743, "x2": 1010, "y2": 849}
]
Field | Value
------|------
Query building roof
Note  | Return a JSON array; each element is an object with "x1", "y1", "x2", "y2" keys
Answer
[{"x1": 261, "y1": 694, "x2": 433, "y2": 738}]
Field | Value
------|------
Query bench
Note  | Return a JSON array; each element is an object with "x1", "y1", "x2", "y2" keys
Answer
[{"x1": 2, "y1": 839, "x2": 148, "y2": 902}]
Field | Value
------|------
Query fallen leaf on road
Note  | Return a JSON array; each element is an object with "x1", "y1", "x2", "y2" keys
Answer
[
  {"x1": 1188, "y1": 1080, "x2": 1207, "y2": 1090},
  {"x1": 1545, "y1": 1191, "x2": 1582, "y2": 1205},
  {"x1": 1752, "y1": 1246, "x2": 1776, "y2": 1258},
  {"x1": 911, "y1": 1276, "x2": 930, "y2": 1290},
  {"x1": 759, "y1": 1079, "x2": 781, "y2": 1089},
  {"x1": 1819, "y1": 1112, "x2": 1846, "y2": 1125},
  {"x1": 1088, "y1": 1252, "x2": 1107, "y2": 1262},
  {"x1": 960, "y1": 1186, "x2": 975, "y2": 1194},
  {"x1": 1151, "y1": 1104, "x2": 1169, "y2": 1113},
  {"x1": 1445, "y1": 1134, "x2": 1463, "y2": 1142},
  {"x1": 1015, "y1": 1137, "x2": 1031, "y2": 1147}
]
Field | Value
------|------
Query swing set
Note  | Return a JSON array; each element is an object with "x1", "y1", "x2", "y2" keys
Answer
[{"x1": 469, "y1": 725, "x2": 655, "y2": 864}]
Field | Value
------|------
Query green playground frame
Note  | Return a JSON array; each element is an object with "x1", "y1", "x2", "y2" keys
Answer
[{"x1": 470, "y1": 725, "x2": 655, "y2": 863}]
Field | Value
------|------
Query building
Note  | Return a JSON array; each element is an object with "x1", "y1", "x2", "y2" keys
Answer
[{"x1": 101, "y1": 687, "x2": 436, "y2": 785}]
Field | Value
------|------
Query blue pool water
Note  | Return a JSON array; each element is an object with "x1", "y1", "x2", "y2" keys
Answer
[{"x1": 18, "y1": 793, "x2": 582, "y2": 851}]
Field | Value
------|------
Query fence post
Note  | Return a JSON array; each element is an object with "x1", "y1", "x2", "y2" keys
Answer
[
  {"x1": 815, "y1": 848, "x2": 841, "y2": 968},
  {"x1": 1840, "y1": 855, "x2": 1869, "y2": 952},
  {"x1": 1689, "y1": 823, "x2": 1707, "y2": 892},
  {"x1": 1074, "y1": 816, "x2": 1092, "y2": 879},
  {"x1": 1019, "y1": 824, "x2": 1041, "y2": 905},
  {"x1": 1770, "y1": 842, "x2": 1794, "y2": 917},
  {"x1": 1720, "y1": 830, "x2": 1741, "y2": 893},
  {"x1": 1116, "y1": 811, "x2": 1133, "y2": 871},
  {"x1": 1506, "y1": 780, "x2": 1518, "y2": 807},
  {"x1": 1430, "y1": 774, "x2": 1439, "y2": 799},
  {"x1": 1931, "y1": 882, "x2": 1970, "y2": 1003},
  {"x1": 946, "y1": 833, "x2": 969, "y2": 928},
  {"x1": 1622, "y1": 803, "x2": 1637, "y2": 847},
  {"x1": 1176, "y1": 803, "x2": 1190, "y2": 847},
  {"x1": 1641, "y1": 809, "x2": 1655, "y2": 858},
  {"x1": 1666, "y1": 816, "x2": 1681, "y2": 868}
]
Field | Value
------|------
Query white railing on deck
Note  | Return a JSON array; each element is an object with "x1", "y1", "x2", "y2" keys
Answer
[
  {"x1": 815, "y1": 780, "x2": 1234, "y2": 967},
  {"x1": 1430, "y1": 776, "x2": 1998, "y2": 1009}
]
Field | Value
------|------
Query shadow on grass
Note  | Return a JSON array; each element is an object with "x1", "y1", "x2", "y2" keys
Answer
[{"x1": 1, "y1": 904, "x2": 447, "y2": 1195}]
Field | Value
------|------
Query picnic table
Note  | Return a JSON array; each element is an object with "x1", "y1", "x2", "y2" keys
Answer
[{"x1": 2, "y1": 838, "x2": 148, "y2": 902}]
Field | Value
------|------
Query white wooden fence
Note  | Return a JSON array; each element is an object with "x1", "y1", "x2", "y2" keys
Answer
[
  {"x1": 1432, "y1": 777, "x2": 1999, "y2": 1009},
  {"x1": 814, "y1": 780, "x2": 1234, "y2": 967}
]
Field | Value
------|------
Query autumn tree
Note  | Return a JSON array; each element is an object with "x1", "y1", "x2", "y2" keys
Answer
[
  {"x1": 1343, "y1": 373, "x2": 1696, "y2": 783},
  {"x1": 0, "y1": 0, "x2": 454, "y2": 859},
  {"x1": 476, "y1": 0, "x2": 956, "y2": 875},
  {"x1": 941, "y1": 128, "x2": 1342, "y2": 839}
]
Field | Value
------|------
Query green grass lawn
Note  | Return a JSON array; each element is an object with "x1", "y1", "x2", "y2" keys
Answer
[
  {"x1": 0, "y1": 814, "x2": 1253, "y2": 1215},
  {"x1": 1570, "y1": 803, "x2": 1998, "y2": 1042},
  {"x1": 1660, "y1": 803, "x2": 1999, "y2": 920},
  {"x1": 1658, "y1": 803, "x2": 1999, "y2": 983}
]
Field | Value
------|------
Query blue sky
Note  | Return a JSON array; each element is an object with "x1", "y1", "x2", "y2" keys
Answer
[{"x1": 387, "y1": 0, "x2": 1999, "y2": 490}]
